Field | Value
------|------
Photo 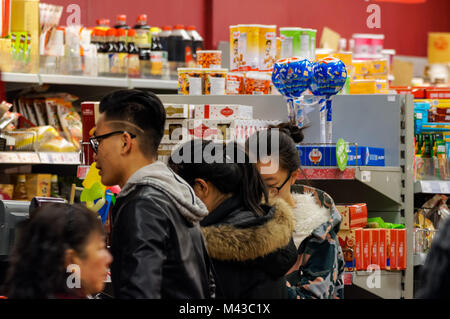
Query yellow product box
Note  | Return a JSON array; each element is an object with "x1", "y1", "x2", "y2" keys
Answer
[
  {"x1": 352, "y1": 60, "x2": 370, "y2": 76},
  {"x1": 368, "y1": 59, "x2": 388, "y2": 75},
  {"x1": 428, "y1": 32, "x2": 450, "y2": 64},
  {"x1": 365, "y1": 74, "x2": 389, "y2": 81},
  {"x1": 259, "y1": 25, "x2": 277, "y2": 72},
  {"x1": 349, "y1": 79, "x2": 377, "y2": 94},
  {"x1": 0, "y1": 38, "x2": 12, "y2": 71},
  {"x1": 24, "y1": 174, "x2": 52, "y2": 200},
  {"x1": 164, "y1": 104, "x2": 192, "y2": 119},
  {"x1": 238, "y1": 24, "x2": 260, "y2": 72},
  {"x1": 375, "y1": 80, "x2": 389, "y2": 94},
  {"x1": 333, "y1": 52, "x2": 353, "y2": 69}
]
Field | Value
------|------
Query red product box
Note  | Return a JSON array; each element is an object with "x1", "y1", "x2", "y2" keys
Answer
[
  {"x1": 370, "y1": 229, "x2": 380, "y2": 267},
  {"x1": 391, "y1": 86, "x2": 426, "y2": 99},
  {"x1": 397, "y1": 229, "x2": 407, "y2": 270},
  {"x1": 81, "y1": 102, "x2": 100, "y2": 165},
  {"x1": 379, "y1": 229, "x2": 389, "y2": 270},
  {"x1": 426, "y1": 88, "x2": 450, "y2": 100},
  {"x1": 362, "y1": 229, "x2": 371, "y2": 271},
  {"x1": 434, "y1": 114, "x2": 450, "y2": 122},
  {"x1": 389, "y1": 229, "x2": 398, "y2": 270},
  {"x1": 336, "y1": 204, "x2": 368, "y2": 230},
  {"x1": 337, "y1": 228, "x2": 363, "y2": 271}
]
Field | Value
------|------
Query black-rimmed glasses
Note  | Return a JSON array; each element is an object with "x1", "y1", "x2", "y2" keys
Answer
[{"x1": 89, "y1": 131, "x2": 136, "y2": 154}]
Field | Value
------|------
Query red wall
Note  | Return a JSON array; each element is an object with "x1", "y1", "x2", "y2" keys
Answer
[{"x1": 47, "y1": 0, "x2": 450, "y2": 57}]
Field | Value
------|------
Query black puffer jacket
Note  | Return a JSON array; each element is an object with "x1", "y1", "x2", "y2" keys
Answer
[
  {"x1": 200, "y1": 195, "x2": 297, "y2": 299},
  {"x1": 110, "y1": 161, "x2": 214, "y2": 299}
]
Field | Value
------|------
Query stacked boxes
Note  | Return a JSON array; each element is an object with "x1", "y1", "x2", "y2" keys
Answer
[
  {"x1": 158, "y1": 103, "x2": 275, "y2": 163},
  {"x1": 336, "y1": 204, "x2": 368, "y2": 230}
]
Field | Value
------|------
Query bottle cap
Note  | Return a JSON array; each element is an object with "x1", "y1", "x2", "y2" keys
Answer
[
  {"x1": 137, "y1": 14, "x2": 147, "y2": 23},
  {"x1": 51, "y1": 175, "x2": 58, "y2": 182},
  {"x1": 186, "y1": 25, "x2": 196, "y2": 31},
  {"x1": 117, "y1": 14, "x2": 127, "y2": 23},
  {"x1": 17, "y1": 175, "x2": 26, "y2": 182},
  {"x1": 174, "y1": 24, "x2": 185, "y2": 30},
  {"x1": 162, "y1": 25, "x2": 172, "y2": 31}
]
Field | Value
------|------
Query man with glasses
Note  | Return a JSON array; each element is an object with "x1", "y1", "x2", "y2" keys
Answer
[{"x1": 92, "y1": 89, "x2": 214, "y2": 299}]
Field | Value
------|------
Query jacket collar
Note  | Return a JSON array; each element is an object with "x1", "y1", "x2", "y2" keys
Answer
[{"x1": 201, "y1": 197, "x2": 294, "y2": 262}]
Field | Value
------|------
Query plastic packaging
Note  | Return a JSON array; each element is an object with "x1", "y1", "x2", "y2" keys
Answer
[
  {"x1": 134, "y1": 14, "x2": 150, "y2": 48},
  {"x1": 259, "y1": 25, "x2": 276, "y2": 71},
  {"x1": 127, "y1": 29, "x2": 140, "y2": 77},
  {"x1": 169, "y1": 25, "x2": 191, "y2": 63},
  {"x1": 204, "y1": 68, "x2": 227, "y2": 95},
  {"x1": 226, "y1": 72, "x2": 245, "y2": 95},
  {"x1": 178, "y1": 68, "x2": 204, "y2": 95},
  {"x1": 13, "y1": 175, "x2": 27, "y2": 200},
  {"x1": 245, "y1": 71, "x2": 271, "y2": 95},
  {"x1": 197, "y1": 50, "x2": 221, "y2": 69},
  {"x1": 159, "y1": 25, "x2": 172, "y2": 53},
  {"x1": 186, "y1": 25, "x2": 203, "y2": 61}
]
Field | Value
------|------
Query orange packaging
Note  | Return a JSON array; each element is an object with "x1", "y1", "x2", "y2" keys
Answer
[
  {"x1": 362, "y1": 229, "x2": 371, "y2": 271},
  {"x1": 197, "y1": 50, "x2": 222, "y2": 69},
  {"x1": 259, "y1": 25, "x2": 277, "y2": 72},
  {"x1": 389, "y1": 229, "x2": 398, "y2": 270},
  {"x1": 178, "y1": 68, "x2": 204, "y2": 95},
  {"x1": 245, "y1": 71, "x2": 272, "y2": 95},
  {"x1": 336, "y1": 204, "x2": 368, "y2": 230},
  {"x1": 379, "y1": 229, "x2": 389, "y2": 270},
  {"x1": 337, "y1": 228, "x2": 363, "y2": 271},
  {"x1": 426, "y1": 88, "x2": 450, "y2": 100},
  {"x1": 1, "y1": 0, "x2": 11, "y2": 37},
  {"x1": 370, "y1": 229, "x2": 380, "y2": 267},
  {"x1": 226, "y1": 72, "x2": 245, "y2": 95},
  {"x1": 397, "y1": 229, "x2": 407, "y2": 270}
]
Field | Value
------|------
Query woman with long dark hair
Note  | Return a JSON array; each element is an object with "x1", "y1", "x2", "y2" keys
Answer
[
  {"x1": 246, "y1": 123, "x2": 345, "y2": 299},
  {"x1": 168, "y1": 140, "x2": 297, "y2": 299},
  {"x1": 3, "y1": 203, "x2": 112, "y2": 299}
]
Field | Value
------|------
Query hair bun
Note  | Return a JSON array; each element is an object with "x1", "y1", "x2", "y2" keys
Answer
[{"x1": 269, "y1": 122, "x2": 304, "y2": 144}]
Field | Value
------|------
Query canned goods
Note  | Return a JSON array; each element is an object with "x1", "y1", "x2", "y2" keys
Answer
[
  {"x1": 237, "y1": 25, "x2": 260, "y2": 72},
  {"x1": 197, "y1": 50, "x2": 222, "y2": 69},
  {"x1": 280, "y1": 27, "x2": 314, "y2": 60},
  {"x1": 204, "y1": 68, "x2": 228, "y2": 95},
  {"x1": 178, "y1": 68, "x2": 204, "y2": 95},
  {"x1": 230, "y1": 25, "x2": 241, "y2": 72}
]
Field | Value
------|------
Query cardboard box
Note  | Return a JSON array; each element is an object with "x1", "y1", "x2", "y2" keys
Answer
[
  {"x1": 426, "y1": 88, "x2": 450, "y2": 100},
  {"x1": 164, "y1": 104, "x2": 191, "y2": 119},
  {"x1": 162, "y1": 119, "x2": 190, "y2": 144},
  {"x1": 379, "y1": 229, "x2": 389, "y2": 270},
  {"x1": 338, "y1": 228, "x2": 363, "y2": 271},
  {"x1": 194, "y1": 104, "x2": 253, "y2": 120},
  {"x1": 397, "y1": 229, "x2": 407, "y2": 270},
  {"x1": 428, "y1": 32, "x2": 450, "y2": 64},
  {"x1": 389, "y1": 229, "x2": 398, "y2": 270},
  {"x1": 24, "y1": 174, "x2": 51, "y2": 200},
  {"x1": 336, "y1": 204, "x2": 368, "y2": 230},
  {"x1": 349, "y1": 80, "x2": 377, "y2": 94},
  {"x1": 362, "y1": 229, "x2": 371, "y2": 271},
  {"x1": 391, "y1": 86, "x2": 426, "y2": 99},
  {"x1": 370, "y1": 229, "x2": 380, "y2": 267},
  {"x1": 361, "y1": 147, "x2": 385, "y2": 166}
]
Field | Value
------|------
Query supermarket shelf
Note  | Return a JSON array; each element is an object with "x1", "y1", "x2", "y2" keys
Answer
[
  {"x1": 2, "y1": 72, "x2": 178, "y2": 90},
  {"x1": 348, "y1": 271, "x2": 403, "y2": 299},
  {"x1": 414, "y1": 180, "x2": 450, "y2": 194},
  {"x1": 414, "y1": 253, "x2": 428, "y2": 267},
  {"x1": 0, "y1": 152, "x2": 80, "y2": 165},
  {"x1": 299, "y1": 166, "x2": 402, "y2": 205}
]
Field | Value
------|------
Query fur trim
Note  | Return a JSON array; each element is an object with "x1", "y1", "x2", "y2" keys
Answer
[
  {"x1": 201, "y1": 197, "x2": 295, "y2": 262},
  {"x1": 291, "y1": 193, "x2": 331, "y2": 248}
]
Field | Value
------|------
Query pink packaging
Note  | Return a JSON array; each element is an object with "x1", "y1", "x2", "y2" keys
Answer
[
  {"x1": 370, "y1": 34, "x2": 385, "y2": 56},
  {"x1": 353, "y1": 34, "x2": 371, "y2": 56}
]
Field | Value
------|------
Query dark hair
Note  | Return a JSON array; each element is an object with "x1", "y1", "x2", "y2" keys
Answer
[
  {"x1": 246, "y1": 122, "x2": 304, "y2": 174},
  {"x1": 417, "y1": 217, "x2": 450, "y2": 299},
  {"x1": 168, "y1": 140, "x2": 269, "y2": 216},
  {"x1": 99, "y1": 89, "x2": 166, "y2": 157},
  {"x1": 4, "y1": 204, "x2": 105, "y2": 299}
]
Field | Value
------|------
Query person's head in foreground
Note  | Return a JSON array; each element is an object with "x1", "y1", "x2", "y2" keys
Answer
[
  {"x1": 4, "y1": 204, "x2": 112, "y2": 299},
  {"x1": 92, "y1": 89, "x2": 166, "y2": 187}
]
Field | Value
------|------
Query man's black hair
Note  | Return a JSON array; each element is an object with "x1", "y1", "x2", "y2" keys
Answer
[{"x1": 99, "y1": 89, "x2": 166, "y2": 157}]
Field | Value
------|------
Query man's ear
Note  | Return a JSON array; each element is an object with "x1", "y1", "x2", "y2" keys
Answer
[
  {"x1": 290, "y1": 169, "x2": 300, "y2": 186},
  {"x1": 120, "y1": 133, "x2": 133, "y2": 155},
  {"x1": 64, "y1": 248, "x2": 78, "y2": 268}
]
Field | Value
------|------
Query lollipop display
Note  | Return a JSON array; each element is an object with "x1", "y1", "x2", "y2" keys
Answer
[
  {"x1": 272, "y1": 57, "x2": 313, "y2": 126},
  {"x1": 309, "y1": 57, "x2": 347, "y2": 143}
]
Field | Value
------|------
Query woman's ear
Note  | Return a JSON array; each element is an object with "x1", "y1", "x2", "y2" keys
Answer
[
  {"x1": 193, "y1": 178, "x2": 209, "y2": 199},
  {"x1": 64, "y1": 248, "x2": 77, "y2": 268},
  {"x1": 290, "y1": 169, "x2": 301, "y2": 185}
]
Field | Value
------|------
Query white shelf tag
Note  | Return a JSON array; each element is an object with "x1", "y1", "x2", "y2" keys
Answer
[
  {"x1": 440, "y1": 182, "x2": 450, "y2": 194},
  {"x1": 361, "y1": 171, "x2": 371, "y2": 183},
  {"x1": 421, "y1": 181, "x2": 432, "y2": 193}
]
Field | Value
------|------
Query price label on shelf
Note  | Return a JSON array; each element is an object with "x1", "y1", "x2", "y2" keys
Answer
[
  {"x1": 77, "y1": 165, "x2": 90, "y2": 180},
  {"x1": 343, "y1": 272, "x2": 353, "y2": 285},
  {"x1": 361, "y1": 170, "x2": 371, "y2": 183},
  {"x1": 0, "y1": 152, "x2": 19, "y2": 163},
  {"x1": 440, "y1": 182, "x2": 450, "y2": 194},
  {"x1": 421, "y1": 181, "x2": 432, "y2": 193},
  {"x1": 16, "y1": 152, "x2": 40, "y2": 163}
]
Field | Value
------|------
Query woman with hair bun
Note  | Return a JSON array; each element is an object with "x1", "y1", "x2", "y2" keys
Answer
[{"x1": 246, "y1": 123, "x2": 345, "y2": 299}]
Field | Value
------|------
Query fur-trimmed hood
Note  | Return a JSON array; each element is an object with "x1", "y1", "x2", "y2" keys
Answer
[
  {"x1": 291, "y1": 185, "x2": 342, "y2": 248},
  {"x1": 201, "y1": 197, "x2": 295, "y2": 262}
]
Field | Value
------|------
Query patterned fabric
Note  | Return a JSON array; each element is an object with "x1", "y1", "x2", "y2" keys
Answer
[{"x1": 286, "y1": 185, "x2": 345, "y2": 299}]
